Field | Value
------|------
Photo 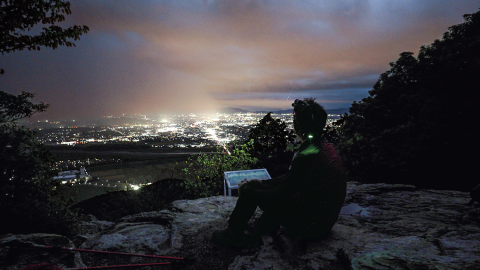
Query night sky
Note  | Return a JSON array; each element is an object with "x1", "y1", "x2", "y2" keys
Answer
[{"x1": 1, "y1": 1, "x2": 478, "y2": 120}]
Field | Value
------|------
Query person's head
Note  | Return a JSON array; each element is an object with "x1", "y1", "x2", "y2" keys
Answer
[{"x1": 292, "y1": 98, "x2": 327, "y2": 141}]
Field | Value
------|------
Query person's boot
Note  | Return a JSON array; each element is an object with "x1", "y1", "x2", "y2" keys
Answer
[{"x1": 212, "y1": 227, "x2": 262, "y2": 248}]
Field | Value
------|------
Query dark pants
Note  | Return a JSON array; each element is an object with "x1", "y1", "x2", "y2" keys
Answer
[
  {"x1": 228, "y1": 181, "x2": 338, "y2": 239},
  {"x1": 228, "y1": 181, "x2": 294, "y2": 235}
]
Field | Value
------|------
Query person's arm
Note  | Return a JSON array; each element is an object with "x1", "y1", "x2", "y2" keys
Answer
[
  {"x1": 261, "y1": 174, "x2": 286, "y2": 187},
  {"x1": 242, "y1": 153, "x2": 315, "y2": 200}
]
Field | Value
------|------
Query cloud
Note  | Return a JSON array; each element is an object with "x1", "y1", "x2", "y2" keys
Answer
[{"x1": 1, "y1": 0, "x2": 478, "y2": 118}]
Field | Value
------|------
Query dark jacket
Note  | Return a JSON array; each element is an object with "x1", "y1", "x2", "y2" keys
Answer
[{"x1": 248, "y1": 139, "x2": 347, "y2": 237}]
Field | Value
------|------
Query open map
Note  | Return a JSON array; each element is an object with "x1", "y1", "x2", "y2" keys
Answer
[{"x1": 224, "y1": 169, "x2": 271, "y2": 187}]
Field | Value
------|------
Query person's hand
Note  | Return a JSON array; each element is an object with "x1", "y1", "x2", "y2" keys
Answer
[
  {"x1": 239, "y1": 178, "x2": 261, "y2": 187},
  {"x1": 238, "y1": 179, "x2": 261, "y2": 196},
  {"x1": 238, "y1": 178, "x2": 248, "y2": 188}
]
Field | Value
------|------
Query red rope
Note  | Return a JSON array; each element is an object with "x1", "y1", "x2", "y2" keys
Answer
[{"x1": 31, "y1": 244, "x2": 183, "y2": 260}]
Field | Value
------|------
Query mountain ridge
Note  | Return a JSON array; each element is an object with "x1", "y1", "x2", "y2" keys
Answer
[{"x1": 220, "y1": 107, "x2": 349, "y2": 115}]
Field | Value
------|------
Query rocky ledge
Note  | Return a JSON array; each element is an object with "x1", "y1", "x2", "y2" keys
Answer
[{"x1": 1, "y1": 182, "x2": 479, "y2": 269}]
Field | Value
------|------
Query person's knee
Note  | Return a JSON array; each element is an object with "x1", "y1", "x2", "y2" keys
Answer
[
  {"x1": 238, "y1": 183, "x2": 249, "y2": 195},
  {"x1": 239, "y1": 181, "x2": 264, "y2": 196}
]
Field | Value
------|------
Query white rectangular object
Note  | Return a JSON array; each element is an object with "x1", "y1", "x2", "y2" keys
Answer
[{"x1": 224, "y1": 168, "x2": 271, "y2": 196}]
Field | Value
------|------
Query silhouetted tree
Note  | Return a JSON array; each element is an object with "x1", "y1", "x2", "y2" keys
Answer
[
  {"x1": 0, "y1": 0, "x2": 88, "y2": 234},
  {"x1": 247, "y1": 112, "x2": 296, "y2": 177},
  {"x1": 0, "y1": 92, "x2": 81, "y2": 234},
  {"x1": 1, "y1": 0, "x2": 89, "y2": 74},
  {"x1": 336, "y1": 10, "x2": 480, "y2": 191},
  {"x1": 247, "y1": 112, "x2": 296, "y2": 155}
]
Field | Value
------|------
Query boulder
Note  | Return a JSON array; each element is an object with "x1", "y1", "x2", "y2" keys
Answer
[
  {"x1": 73, "y1": 214, "x2": 115, "y2": 247},
  {"x1": 2, "y1": 182, "x2": 479, "y2": 269},
  {"x1": 77, "y1": 214, "x2": 115, "y2": 236},
  {"x1": 79, "y1": 196, "x2": 246, "y2": 269},
  {"x1": 0, "y1": 233, "x2": 85, "y2": 270}
]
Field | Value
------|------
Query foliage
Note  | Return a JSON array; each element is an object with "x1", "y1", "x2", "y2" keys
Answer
[
  {"x1": 0, "y1": 0, "x2": 89, "y2": 74},
  {"x1": 180, "y1": 141, "x2": 258, "y2": 198},
  {"x1": 336, "y1": 10, "x2": 480, "y2": 191},
  {"x1": 247, "y1": 112, "x2": 296, "y2": 156},
  {"x1": 0, "y1": 92, "x2": 80, "y2": 235},
  {"x1": 0, "y1": 91, "x2": 49, "y2": 122},
  {"x1": 0, "y1": 0, "x2": 88, "y2": 234},
  {"x1": 244, "y1": 112, "x2": 297, "y2": 177},
  {"x1": 323, "y1": 124, "x2": 342, "y2": 144}
]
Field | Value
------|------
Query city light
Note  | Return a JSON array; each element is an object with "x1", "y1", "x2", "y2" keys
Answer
[{"x1": 34, "y1": 113, "x2": 341, "y2": 149}]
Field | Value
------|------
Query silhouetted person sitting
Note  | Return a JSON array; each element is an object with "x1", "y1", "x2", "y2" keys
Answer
[
  {"x1": 467, "y1": 184, "x2": 480, "y2": 207},
  {"x1": 212, "y1": 98, "x2": 347, "y2": 248}
]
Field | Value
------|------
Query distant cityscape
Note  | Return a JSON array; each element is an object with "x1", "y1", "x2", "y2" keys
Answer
[
  {"x1": 31, "y1": 111, "x2": 344, "y2": 189},
  {"x1": 33, "y1": 111, "x2": 344, "y2": 148}
]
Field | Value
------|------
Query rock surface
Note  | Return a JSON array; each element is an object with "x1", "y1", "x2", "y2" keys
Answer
[
  {"x1": 1, "y1": 182, "x2": 479, "y2": 269},
  {"x1": 0, "y1": 233, "x2": 83, "y2": 269}
]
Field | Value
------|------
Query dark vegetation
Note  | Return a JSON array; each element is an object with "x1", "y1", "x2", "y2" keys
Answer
[
  {"x1": 246, "y1": 112, "x2": 296, "y2": 178},
  {"x1": 178, "y1": 141, "x2": 258, "y2": 198},
  {"x1": 1, "y1": 0, "x2": 89, "y2": 235},
  {"x1": 60, "y1": 184, "x2": 112, "y2": 205},
  {"x1": 0, "y1": 92, "x2": 80, "y2": 235},
  {"x1": 0, "y1": 0, "x2": 89, "y2": 75},
  {"x1": 247, "y1": 112, "x2": 296, "y2": 156},
  {"x1": 335, "y1": 10, "x2": 480, "y2": 191}
]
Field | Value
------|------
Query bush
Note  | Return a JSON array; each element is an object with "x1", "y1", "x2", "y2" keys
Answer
[
  {"x1": 1, "y1": 0, "x2": 88, "y2": 234},
  {"x1": 0, "y1": 92, "x2": 81, "y2": 236},
  {"x1": 247, "y1": 112, "x2": 296, "y2": 155},
  {"x1": 180, "y1": 141, "x2": 258, "y2": 198}
]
